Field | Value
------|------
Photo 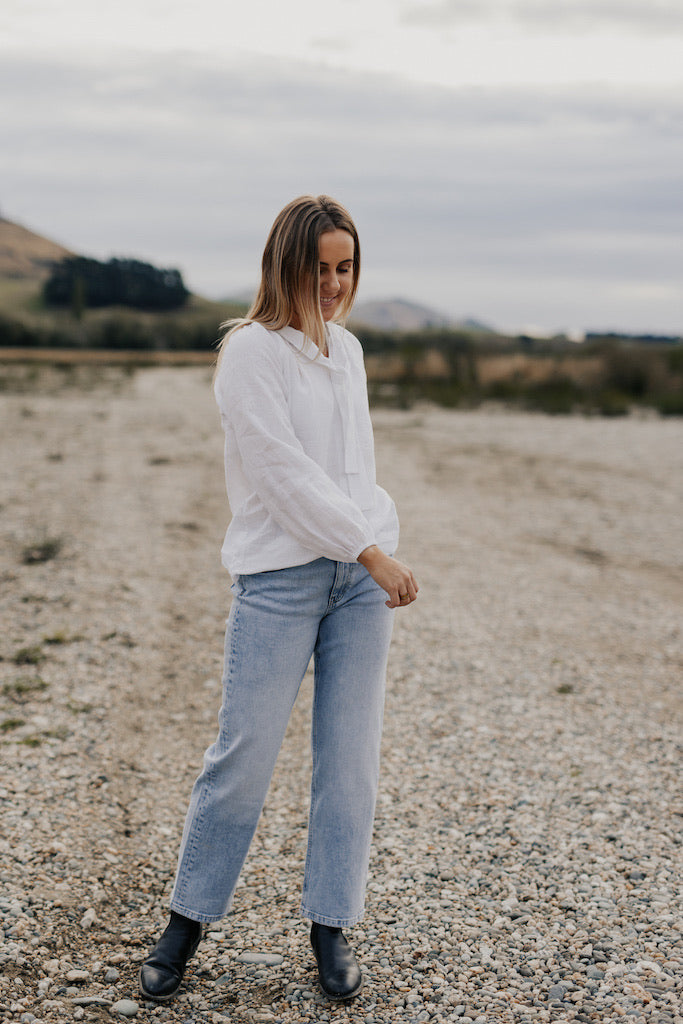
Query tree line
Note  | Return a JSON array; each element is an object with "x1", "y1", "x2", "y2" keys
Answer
[{"x1": 43, "y1": 256, "x2": 189, "y2": 313}]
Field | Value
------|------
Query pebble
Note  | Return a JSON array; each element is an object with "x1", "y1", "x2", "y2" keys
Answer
[
  {"x1": 65, "y1": 970, "x2": 90, "y2": 983},
  {"x1": 80, "y1": 907, "x2": 97, "y2": 929},
  {"x1": 236, "y1": 952, "x2": 284, "y2": 967},
  {"x1": 111, "y1": 1000, "x2": 140, "y2": 1017}
]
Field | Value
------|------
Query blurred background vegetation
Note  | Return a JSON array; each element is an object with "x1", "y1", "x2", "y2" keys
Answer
[{"x1": 1, "y1": 222, "x2": 681, "y2": 417}]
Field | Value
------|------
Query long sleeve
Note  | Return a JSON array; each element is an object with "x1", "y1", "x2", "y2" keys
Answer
[{"x1": 215, "y1": 324, "x2": 377, "y2": 566}]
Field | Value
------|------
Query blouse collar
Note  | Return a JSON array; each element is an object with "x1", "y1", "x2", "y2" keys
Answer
[{"x1": 276, "y1": 324, "x2": 332, "y2": 363}]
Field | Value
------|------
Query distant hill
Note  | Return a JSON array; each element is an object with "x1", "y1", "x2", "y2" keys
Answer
[
  {"x1": 348, "y1": 299, "x2": 494, "y2": 333},
  {"x1": 349, "y1": 298, "x2": 454, "y2": 331},
  {"x1": 220, "y1": 291, "x2": 490, "y2": 333},
  {"x1": 0, "y1": 216, "x2": 72, "y2": 280}
]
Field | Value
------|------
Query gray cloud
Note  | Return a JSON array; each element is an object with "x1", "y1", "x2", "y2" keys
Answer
[
  {"x1": 401, "y1": 0, "x2": 683, "y2": 32},
  {"x1": 1, "y1": 52, "x2": 681, "y2": 332}
]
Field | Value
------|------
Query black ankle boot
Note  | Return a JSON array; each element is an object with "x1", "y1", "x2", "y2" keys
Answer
[
  {"x1": 310, "y1": 922, "x2": 362, "y2": 1000},
  {"x1": 139, "y1": 911, "x2": 203, "y2": 1002}
]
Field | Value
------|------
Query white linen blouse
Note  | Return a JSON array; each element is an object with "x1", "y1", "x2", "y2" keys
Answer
[{"x1": 214, "y1": 320, "x2": 399, "y2": 576}]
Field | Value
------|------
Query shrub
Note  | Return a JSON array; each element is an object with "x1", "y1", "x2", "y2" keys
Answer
[
  {"x1": 1, "y1": 718, "x2": 26, "y2": 733},
  {"x1": 12, "y1": 646, "x2": 45, "y2": 666},
  {"x1": 593, "y1": 390, "x2": 630, "y2": 417},
  {"x1": 523, "y1": 377, "x2": 584, "y2": 415},
  {"x1": 3, "y1": 676, "x2": 48, "y2": 697},
  {"x1": 654, "y1": 392, "x2": 683, "y2": 416},
  {"x1": 21, "y1": 536, "x2": 63, "y2": 564}
]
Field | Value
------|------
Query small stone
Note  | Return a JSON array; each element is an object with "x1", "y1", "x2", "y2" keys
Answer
[
  {"x1": 111, "y1": 999, "x2": 139, "y2": 1017},
  {"x1": 81, "y1": 907, "x2": 98, "y2": 929},
  {"x1": 235, "y1": 952, "x2": 283, "y2": 967},
  {"x1": 66, "y1": 970, "x2": 90, "y2": 983},
  {"x1": 548, "y1": 984, "x2": 567, "y2": 1001},
  {"x1": 587, "y1": 966, "x2": 604, "y2": 979}
]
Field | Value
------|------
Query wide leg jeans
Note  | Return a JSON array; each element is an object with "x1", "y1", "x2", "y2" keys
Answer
[{"x1": 169, "y1": 557, "x2": 395, "y2": 927}]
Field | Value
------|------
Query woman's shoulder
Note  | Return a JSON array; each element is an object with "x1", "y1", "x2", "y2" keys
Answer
[
  {"x1": 224, "y1": 320, "x2": 278, "y2": 355},
  {"x1": 219, "y1": 321, "x2": 286, "y2": 372},
  {"x1": 215, "y1": 322, "x2": 284, "y2": 399}
]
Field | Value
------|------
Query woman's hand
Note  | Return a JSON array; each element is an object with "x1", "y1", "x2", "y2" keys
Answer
[{"x1": 357, "y1": 545, "x2": 419, "y2": 609}]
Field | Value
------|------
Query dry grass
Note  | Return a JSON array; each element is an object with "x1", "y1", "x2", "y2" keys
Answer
[
  {"x1": 0, "y1": 217, "x2": 71, "y2": 279},
  {"x1": 0, "y1": 346, "x2": 214, "y2": 365}
]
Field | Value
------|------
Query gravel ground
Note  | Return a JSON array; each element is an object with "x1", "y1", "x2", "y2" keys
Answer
[{"x1": 1, "y1": 364, "x2": 681, "y2": 1024}]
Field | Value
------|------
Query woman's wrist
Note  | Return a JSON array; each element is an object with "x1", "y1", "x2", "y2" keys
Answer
[{"x1": 357, "y1": 544, "x2": 384, "y2": 568}]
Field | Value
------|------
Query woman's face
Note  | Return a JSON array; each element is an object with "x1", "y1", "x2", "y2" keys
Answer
[{"x1": 318, "y1": 229, "x2": 355, "y2": 322}]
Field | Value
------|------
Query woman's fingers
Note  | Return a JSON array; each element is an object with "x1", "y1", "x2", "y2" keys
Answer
[
  {"x1": 387, "y1": 569, "x2": 419, "y2": 608},
  {"x1": 358, "y1": 548, "x2": 419, "y2": 609}
]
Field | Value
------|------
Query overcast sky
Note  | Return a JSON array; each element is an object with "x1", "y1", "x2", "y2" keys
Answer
[{"x1": 1, "y1": 0, "x2": 681, "y2": 335}]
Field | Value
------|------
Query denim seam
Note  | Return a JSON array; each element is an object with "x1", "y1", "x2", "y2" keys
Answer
[{"x1": 301, "y1": 645, "x2": 320, "y2": 909}]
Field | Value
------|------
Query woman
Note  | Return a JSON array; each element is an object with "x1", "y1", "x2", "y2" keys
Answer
[{"x1": 139, "y1": 195, "x2": 418, "y2": 1004}]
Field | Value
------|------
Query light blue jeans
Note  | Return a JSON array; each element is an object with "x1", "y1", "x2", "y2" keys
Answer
[{"x1": 170, "y1": 557, "x2": 395, "y2": 927}]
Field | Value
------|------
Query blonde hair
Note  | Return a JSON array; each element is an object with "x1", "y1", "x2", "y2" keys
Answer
[{"x1": 215, "y1": 195, "x2": 360, "y2": 368}]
